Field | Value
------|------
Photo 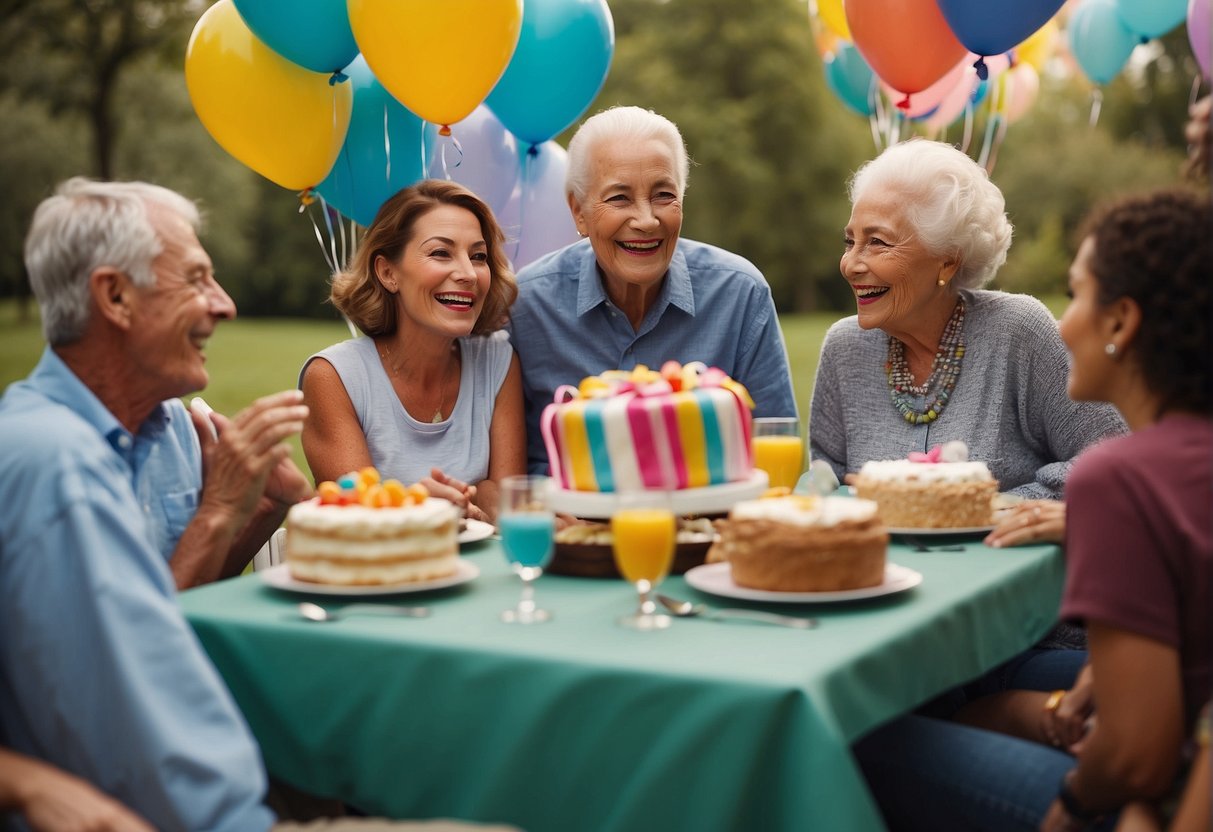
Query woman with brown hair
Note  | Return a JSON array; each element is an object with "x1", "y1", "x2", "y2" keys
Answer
[{"x1": 301, "y1": 180, "x2": 524, "y2": 522}]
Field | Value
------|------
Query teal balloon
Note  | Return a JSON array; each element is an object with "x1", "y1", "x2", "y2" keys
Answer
[
  {"x1": 1069, "y1": 0, "x2": 1139, "y2": 84},
  {"x1": 485, "y1": 0, "x2": 614, "y2": 146},
  {"x1": 232, "y1": 0, "x2": 358, "y2": 73},
  {"x1": 824, "y1": 42, "x2": 876, "y2": 117},
  {"x1": 316, "y1": 56, "x2": 427, "y2": 226},
  {"x1": 1115, "y1": 0, "x2": 1187, "y2": 38}
]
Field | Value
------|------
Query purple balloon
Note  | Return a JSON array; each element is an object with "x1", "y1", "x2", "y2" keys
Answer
[{"x1": 1191, "y1": 0, "x2": 1211, "y2": 79}]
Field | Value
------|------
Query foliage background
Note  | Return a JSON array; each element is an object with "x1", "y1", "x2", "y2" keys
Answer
[{"x1": 0, "y1": 0, "x2": 1201, "y2": 324}]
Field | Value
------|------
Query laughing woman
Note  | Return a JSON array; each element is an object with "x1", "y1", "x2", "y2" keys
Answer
[
  {"x1": 300, "y1": 181, "x2": 524, "y2": 522},
  {"x1": 810, "y1": 139, "x2": 1125, "y2": 499}
]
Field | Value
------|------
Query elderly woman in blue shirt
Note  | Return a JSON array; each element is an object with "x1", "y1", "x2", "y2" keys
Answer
[{"x1": 507, "y1": 106, "x2": 798, "y2": 475}]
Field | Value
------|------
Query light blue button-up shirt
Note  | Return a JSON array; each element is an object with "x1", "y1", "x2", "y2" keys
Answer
[
  {"x1": 507, "y1": 238, "x2": 798, "y2": 474},
  {"x1": 0, "y1": 348, "x2": 274, "y2": 832}
]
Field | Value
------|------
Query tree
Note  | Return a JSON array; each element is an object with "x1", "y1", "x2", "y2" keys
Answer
[{"x1": 0, "y1": 0, "x2": 198, "y2": 179}]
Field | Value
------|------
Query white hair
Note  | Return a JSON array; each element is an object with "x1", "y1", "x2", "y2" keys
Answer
[
  {"x1": 848, "y1": 139, "x2": 1013, "y2": 289},
  {"x1": 23, "y1": 177, "x2": 201, "y2": 345},
  {"x1": 565, "y1": 106, "x2": 690, "y2": 203}
]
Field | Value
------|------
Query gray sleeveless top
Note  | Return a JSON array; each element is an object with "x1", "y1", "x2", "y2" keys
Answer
[{"x1": 302, "y1": 333, "x2": 513, "y2": 484}]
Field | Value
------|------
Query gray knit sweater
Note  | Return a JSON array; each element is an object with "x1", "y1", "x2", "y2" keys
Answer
[{"x1": 809, "y1": 289, "x2": 1127, "y2": 500}]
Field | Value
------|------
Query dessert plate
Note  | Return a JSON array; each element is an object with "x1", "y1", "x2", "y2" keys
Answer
[
  {"x1": 547, "y1": 470, "x2": 769, "y2": 519},
  {"x1": 684, "y1": 561, "x2": 922, "y2": 603},
  {"x1": 260, "y1": 559, "x2": 479, "y2": 597},
  {"x1": 458, "y1": 519, "x2": 496, "y2": 545},
  {"x1": 887, "y1": 525, "x2": 995, "y2": 537}
]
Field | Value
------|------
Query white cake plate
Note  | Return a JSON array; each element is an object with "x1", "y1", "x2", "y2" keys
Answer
[{"x1": 546, "y1": 470, "x2": 769, "y2": 519}]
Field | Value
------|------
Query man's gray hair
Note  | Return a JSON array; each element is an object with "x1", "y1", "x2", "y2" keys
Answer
[
  {"x1": 23, "y1": 178, "x2": 201, "y2": 345},
  {"x1": 565, "y1": 106, "x2": 690, "y2": 203},
  {"x1": 848, "y1": 139, "x2": 1013, "y2": 289}
]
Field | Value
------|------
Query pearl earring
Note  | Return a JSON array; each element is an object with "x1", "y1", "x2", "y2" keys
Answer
[
  {"x1": 937, "y1": 278, "x2": 946, "y2": 287},
  {"x1": 1105, "y1": 343, "x2": 1117, "y2": 356}
]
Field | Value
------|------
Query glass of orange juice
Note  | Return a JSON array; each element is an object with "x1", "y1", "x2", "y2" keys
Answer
[
  {"x1": 610, "y1": 491, "x2": 677, "y2": 630},
  {"x1": 752, "y1": 417, "x2": 804, "y2": 490}
]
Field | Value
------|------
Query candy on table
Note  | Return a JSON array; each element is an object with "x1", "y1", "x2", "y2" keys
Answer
[{"x1": 316, "y1": 467, "x2": 429, "y2": 507}]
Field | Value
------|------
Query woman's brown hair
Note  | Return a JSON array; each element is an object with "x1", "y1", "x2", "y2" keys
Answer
[{"x1": 331, "y1": 180, "x2": 517, "y2": 336}]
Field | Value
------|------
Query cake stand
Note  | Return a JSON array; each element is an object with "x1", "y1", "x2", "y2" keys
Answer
[{"x1": 546, "y1": 470, "x2": 769, "y2": 519}]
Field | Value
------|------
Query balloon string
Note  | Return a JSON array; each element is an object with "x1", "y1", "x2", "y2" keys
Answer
[
  {"x1": 1190, "y1": 75, "x2": 1204, "y2": 108},
  {"x1": 977, "y1": 78, "x2": 1001, "y2": 170},
  {"x1": 867, "y1": 76, "x2": 885, "y2": 152},
  {"x1": 383, "y1": 103, "x2": 391, "y2": 182},
  {"x1": 319, "y1": 196, "x2": 341, "y2": 272},
  {"x1": 1088, "y1": 88, "x2": 1103, "y2": 128},
  {"x1": 420, "y1": 120, "x2": 429, "y2": 180},
  {"x1": 306, "y1": 202, "x2": 339, "y2": 276},
  {"x1": 437, "y1": 133, "x2": 467, "y2": 180},
  {"x1": 514, "y1": 145, "x2": 535, "y2": 265},
  {"x1": 959, "y1": 97, "x2": 975, "y2": 154}
]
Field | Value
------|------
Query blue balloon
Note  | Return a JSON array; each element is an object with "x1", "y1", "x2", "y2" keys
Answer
[
  {"x1": 232, "y1": 0, "x2": 358, "y2": 73},
  {"x1": 1069, "y1": 0, "x2": 1140, "y2": 84},
  {"x1": 485, "y1": 0, "x2": 614, "y2": 147},
  {"x1": 936, "y1": 0, "x2": 1065, "y2": 56},
  {"x1": 824, "y1": 42, "x2": 876, "y2": 117},
  {"x1": 1115, "y1": 0, "x2": 1187, "y2": 38},
  {"x1": 316, "y1": 56, "x2": 427, "y2": 227}
]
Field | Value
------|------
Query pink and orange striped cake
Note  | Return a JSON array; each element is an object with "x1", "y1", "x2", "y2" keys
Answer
[{"x1": 541, "y1": 362, "x2": 756, "y2": 493}]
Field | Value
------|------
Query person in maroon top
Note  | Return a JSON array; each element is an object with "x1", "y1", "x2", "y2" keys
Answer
[{"x1": 853, "y1": 189, "x2": 1212, "y2": 832}]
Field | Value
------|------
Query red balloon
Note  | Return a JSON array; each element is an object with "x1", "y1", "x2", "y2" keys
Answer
[{"x1": 846, "y1": 0, "x2": 968, "y2": 99}]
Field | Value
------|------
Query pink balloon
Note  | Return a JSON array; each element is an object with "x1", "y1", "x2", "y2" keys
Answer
[
  {"x1": 1191, "y1": 0, "x2": 1211, "y2": 79},
  {"x1": 1002, "y1": 64, "x2": 1040, "y2": 123},
  {"x1": 921, "y1": 66, "x2": 982, "y2": 129},
  {"x1": 885, "y1": 52, "x2": 1008, "y2": 119}
]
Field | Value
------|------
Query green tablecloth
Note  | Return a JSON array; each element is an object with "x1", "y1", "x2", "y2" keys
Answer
[{"x1": 181, "y1": 539, "x2": 1064, "y2": 832}]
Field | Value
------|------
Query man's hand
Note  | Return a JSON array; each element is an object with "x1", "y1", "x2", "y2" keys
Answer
[
  {"x1": 190, "y1": 390, "x2": 309, "y2": 529},
  {"x1": 1, "y1": 749, "x2": 155, "y2": 832}
]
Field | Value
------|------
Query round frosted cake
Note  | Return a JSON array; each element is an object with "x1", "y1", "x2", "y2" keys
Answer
[
  {"x1": 852, "y1": 444, "x2": 998, "y2": 529},
  {"x1": 285, "y1": 469, "x2": 460, "y2": 586},
  {"x1": 715, "y1": 495, "x2": 888, "y2": 592}
]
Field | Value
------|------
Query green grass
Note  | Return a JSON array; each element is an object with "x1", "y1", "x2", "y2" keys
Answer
[{"x1": 1, "y1": 294, "x2": 1066, "y2": 479}]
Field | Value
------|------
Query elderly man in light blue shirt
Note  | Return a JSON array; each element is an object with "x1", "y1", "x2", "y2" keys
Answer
[
  {"x1": 0, "y1": 178, "x2": 308, "y2": 831},
  {"x1": 506, "y1": 106, "x2": 797, "y2": 475}
]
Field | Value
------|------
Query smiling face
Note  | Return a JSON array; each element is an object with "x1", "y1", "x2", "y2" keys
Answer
[
  {"x1": 377, "y1": 204, "x2": 491, "y2": 339},
  {"x1": 569, "y1": 136, "x2": 684, "y2": 304},
  {"x1": 127, "y1": 202, "x2": 234, "y2": 399},
  {"x1": 1058, "y1": 236, "x2": 1118, "y2": 402},
  {"x1": 841, "y1": 190, "x2": 958, "y2": 337}
]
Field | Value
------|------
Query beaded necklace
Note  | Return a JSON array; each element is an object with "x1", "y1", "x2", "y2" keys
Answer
[{"x1": 885, "y1": 297, "x2": 966, "y2": 424}]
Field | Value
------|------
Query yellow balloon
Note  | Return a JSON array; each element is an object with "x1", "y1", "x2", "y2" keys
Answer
[
  {"x1": 185, "y1": 0, "x2": 352, "y2": 190},
  {"x1": 1013, "y1": 18, "x2": 1058, "y2": 72},
  {"x1": 348, "y1": 0, "x2": 523, "y2": 130},
  {"x1": 816, "y1": 0, "x2": 851, "y2": 41}
]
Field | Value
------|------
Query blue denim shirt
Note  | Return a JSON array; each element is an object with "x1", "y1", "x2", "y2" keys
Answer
[
  {"x1": 0, "y1": 348, "x2": 274, "y2": 832},
  {"x1": 507, "y1": 238, "x2": 798, "y2": 474}
]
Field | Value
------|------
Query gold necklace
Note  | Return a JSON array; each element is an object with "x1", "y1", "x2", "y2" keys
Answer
[{"x1": 379, "y1": 342, "x2": 458, "y2": 423}]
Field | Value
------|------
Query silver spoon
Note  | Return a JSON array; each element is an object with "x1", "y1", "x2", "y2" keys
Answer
[
  {"x1": 297, "y1": 601, "x2": 431, "y2": 622},
  {"x1": 656, "y1": 595, "x2": 817, "y2": 629}
]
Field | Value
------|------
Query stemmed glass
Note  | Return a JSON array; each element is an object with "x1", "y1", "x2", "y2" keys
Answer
[
  {"x1": 752, "y1": 416, "x2": 804, "y2": 490},
  {"x1": 610, "y1": 491, "x2": 677, "y2": 630},
  {"x1": 497, "y1": 475, "x2": 555, "y2": 624}
]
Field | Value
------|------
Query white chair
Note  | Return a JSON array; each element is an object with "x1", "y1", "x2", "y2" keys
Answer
[{"x1": 252, "y1": 527, "x2": 286, "y2": 571}]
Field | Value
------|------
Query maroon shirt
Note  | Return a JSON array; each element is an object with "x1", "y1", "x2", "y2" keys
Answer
[{"x1": 1062, "y1": 413, "x2": 1213, "y2": 731}]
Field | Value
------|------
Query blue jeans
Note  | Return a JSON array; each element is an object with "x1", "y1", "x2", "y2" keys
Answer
[{"x1": 853, "y1": 650, "x2": 1117, "y2": 832}]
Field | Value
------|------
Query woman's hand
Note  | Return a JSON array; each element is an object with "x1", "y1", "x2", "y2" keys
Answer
[
  {"x1": 1041, "y1": 664, "x2": 1096, "y2": 752},
  {"x1": 423, "y1": 468, "x2": 489, "y2": 523},
  {"x1": 985, "y1": 499, "x2": 1065, "y2": 548}
]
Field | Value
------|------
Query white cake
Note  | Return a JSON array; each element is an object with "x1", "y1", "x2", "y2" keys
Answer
[
  {"x1": 713, "y1": 495, "x2": 888, "y2": 591},
  {"x1": 852, "y1": 446, "x2": 998, "y2": 529},
  {"x1": 285, "y1": 497, "x2": 459, "y2": 586}
]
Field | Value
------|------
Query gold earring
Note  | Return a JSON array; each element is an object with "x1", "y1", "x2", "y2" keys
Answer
[{"x1": 937, "y1": 278, "x2": 946, "y2": 287}]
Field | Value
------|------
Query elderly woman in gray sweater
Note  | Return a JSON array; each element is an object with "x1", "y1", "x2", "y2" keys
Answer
[{"x1": 810, "y1": 139, "x2": 1124, "y2": 503}]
